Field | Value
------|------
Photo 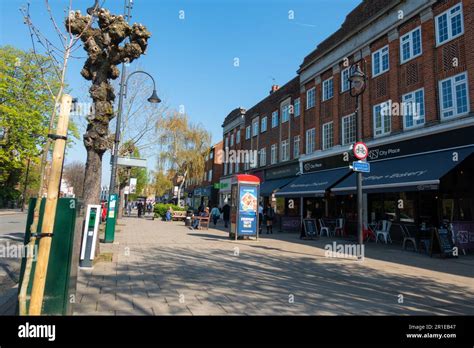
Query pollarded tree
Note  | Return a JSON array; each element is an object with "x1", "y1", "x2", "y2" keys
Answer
[{"x1": 66, "y1": 7, "x2": 151, "y2": 206}]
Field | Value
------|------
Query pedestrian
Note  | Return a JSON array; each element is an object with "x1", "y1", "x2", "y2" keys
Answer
[
  {"x1": 165, "y1": 206, "x2": 173, "y2": 221},
  {"x1": 265, "y1": 203, "x2": 275, "y2": 234},
  {"x1": 211, "y1": 205, "x2": 220, "y2": 226},
  {"x1": 222, "y1": 202, "x2": 230, "y2": 228},
  {"x1": 126, "y1": 201, "x2": 132, "y2": 216},
  {"x1": 192, "y1": 207, "x2": 209, "y2": 229},
  {"x1": 258, "y1": 202, "x2": 264, "y2": 234},
  {"x1": 137, "y1": 201, "x2": 143, "y2": 218}
]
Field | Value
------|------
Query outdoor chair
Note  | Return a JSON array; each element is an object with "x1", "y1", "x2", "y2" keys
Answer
[
  {"x1": 375, "y1": 220, "x2": 392, "y2": 244},
  {"x1": 401, "y1": 224, "x2": 417, "y2": 252},
  {"x1": 335, "y1": 218, "x2": 345, "y2": 237},
  {"x1": 319, "y1": 219, "x2": 333, "y2": 237},
  {"x1": 363, "y1": 223, "x2": 376, "y2": 242}
]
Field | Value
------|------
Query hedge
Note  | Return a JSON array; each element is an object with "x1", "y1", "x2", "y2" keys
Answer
[{"x1": 154, "y1": 203, "x2": 186, "y2": 219}]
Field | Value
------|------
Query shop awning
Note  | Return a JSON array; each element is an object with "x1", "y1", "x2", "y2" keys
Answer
[
  {"x1": 275, "y1": 167, "x2": 352, "y2": 197},
  {"x1": 260, "y1": 177, "x2": 294, "y2": 196},
  {"x1": 332, "y1": 146, "x2": 474, "y2": 194}
]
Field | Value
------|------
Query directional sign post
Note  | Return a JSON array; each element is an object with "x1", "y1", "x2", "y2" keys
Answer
[{"x1": 352, "y1": 161, "x2": 370, "y2": 173}]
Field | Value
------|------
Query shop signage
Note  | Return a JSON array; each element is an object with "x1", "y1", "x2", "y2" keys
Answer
[
  {"x1": 303, "y1": 125, "x2": 474, "y2": 174},
  {"x1": 352, "y1": 161, "x2": 370, "y2": 173},
  {"x1": 214, "y1": 182, "x2": 228, "y2": 189},
  {"x1": 265, "y1": 163, "x2": 300, "y2": 180},
  {"x1": 238, "y1": 185, "x2": 258, "y2": 236},
  {"x1": 353, "y1": 142, "x2": 368, "y2": 160}
]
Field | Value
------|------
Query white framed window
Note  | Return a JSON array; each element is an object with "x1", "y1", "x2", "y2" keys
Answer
[
  {"x1": 400, "y1": 27, "x2": 422, "y2": 64},
  {"x1": 224, "y1": 162, "x2": 228, "y2": 176},
  {"x1": 224, "y1": 136, "x2": 229, "y2": 148},
  {"x1": 435, "y1": 3, "x2": 464, "y2": 46},
  {"x1": 439, "y1": 72, "x2": 469, "y2": 119},
  {"x1": 236, "y1": 129, "x2": 240, "y2": 144},
  {"x1": 208, "y1": 169, "x2": 213, "y2": 182},
  {"x1": 259, "y1": 147, "x2": 266, "y2": 167},
  {"x1": 230, "y1": 133, "x2": 234, "y2": 147},
  {"x1": 252, "y1": 119, "x2": 259, "y2": 136},
  {"x1": 245, "y1": 126, "x2": 251, "y2": 140},
  {"x1": 372, "y1": 45, "x2": 389, "y2": 77},
  {"x1": 229, "y1": 162, "x2": 233, "y2": 175},
  {"x1": 271, "y1": 144, "x2": 278, "y2": 165},
  {"x1": 281, "y1": 139, "x2": 290, "y2": 162},
  {"x1": 341, "y1": 114, "x2": 356, "y2": 146},
  {"x1": 293, "y1": 135, "x2": 300, "y2": 158},
  {"x1": 271, "y1": 111, "x2": 279, "y2": 128},
  {"x1": 322, "y1": 122, "x2": 334, "y2": 150},
  {"x1": 403, "y1": 88, "x2": 425, "y2": 129},
  {"x1": 261, "y1": 116, "x2": 267, "y2": 132},
  {"x1": 305, "y1": 128, "x2": 316, "y2": 154},
  {"x1": 306, "y1": 87, "x2": 316, "y2": 109},
  {"x1": 294, "y1": 98, "x2": 301, "y2": 117},
  {"x1": 341, "y1": 66, "x2": 356, "y2": 93},
  {"x1": 281, "y1": 103, "x2": 290, "y2": 123},
  {"x1": 322, "y1": 77, "x2": 334, "y2": 101},
  {"x1": 373, "y1": 100, "x2": 392, "y2": 137}
]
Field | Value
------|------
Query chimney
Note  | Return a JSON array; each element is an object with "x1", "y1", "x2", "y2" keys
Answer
[{"x1": 270, "y1": 85, "x2": 280, "y2": 94}]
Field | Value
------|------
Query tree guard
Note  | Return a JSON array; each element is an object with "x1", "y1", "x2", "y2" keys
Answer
[{"x1": 66, "y1": 8, "x2": 151, "y2": 206}]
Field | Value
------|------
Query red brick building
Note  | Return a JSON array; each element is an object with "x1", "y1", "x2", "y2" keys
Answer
[
  {"x1": 189, "y1": 140, "x2": 224, "y2": 209},
  {"x1": 222, "y1": 0, "x2": 474, "y2": 238}
]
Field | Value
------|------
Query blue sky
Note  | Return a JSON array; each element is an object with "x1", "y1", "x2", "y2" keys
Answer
[{"x1": 0, "y1": 0, "x2": 361, "y2": 185}]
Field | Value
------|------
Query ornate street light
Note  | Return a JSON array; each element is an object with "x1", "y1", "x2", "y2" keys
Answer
[{"x1": 349, "y1": 59, "x2": 367, "y2": 251}]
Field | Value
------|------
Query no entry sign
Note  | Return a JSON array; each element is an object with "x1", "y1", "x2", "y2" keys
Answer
[{"x1": 353, "y1": 142, "x2": 368, "y2": 160}]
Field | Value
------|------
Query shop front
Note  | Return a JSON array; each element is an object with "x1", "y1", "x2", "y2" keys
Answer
[
  {"x1": 192, "y1": 186, "x2": 213, "y2": 210},
  {"x1": 330, "y1": 125, "x2": 474, "y2": 245},
  {"x1": 257, "y1": 162, "x2": 300, "y2": 231}
]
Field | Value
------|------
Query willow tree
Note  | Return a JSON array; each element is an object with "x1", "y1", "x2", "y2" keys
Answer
[{"x1": 66, "y1": 7, "x2": 151, "y2": 206}]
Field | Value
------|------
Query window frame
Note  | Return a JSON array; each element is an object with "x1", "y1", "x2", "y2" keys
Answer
[
  {"x1": 293, "y1": 135, "x2": 300, "y2": 158},
  {"x1": 236, "y1": 129, "x2": 240, "y2": 144},
  {"x1": 271, "y1": 144, "x2": 278, "y2": 165},
  {"x1": 438, "y1": 72, "x2": 470, "y2": 120},
  {"x1": 259, "y1": 147, "x2": 266, "y2": 167},
  {"x1": 252, "y1": 118, "x2": 259, "y2": 137},
  {"x1": 245, "y1": 126, "x2": 251, "y2": 140},
  {"x1": 305, "y1": 128, "x2": 316, "y2": 154},
  {"x1": 341, "y1": 113, "x2": 356, "y2": 146},
  {"x1": 306, "y1": 87, "x2": 316, "y2": 109},
  {"x1": 322, "y1": 77, "x2": 334, "y2": 101},
  {"x1": 280, "y1": 139, "x2": 290, "y2": 162},
  {"x1": 400, "y1": 26, "x2": 422, "y2": 64},
  {"x1": 294, "y1": 98, "x2": 301, "y2": 117},
  {"x1": 271, "y1": 111, "x2": 279, "y2": 128},
  {"x1": 281, "y1": 102, "x2": 290, "y2": 123},
  {"x1": 261, "y1": 116, "x2": 267, "y2": 133},
  {"x1": 373, "y1": 100, "x2": 392, "y2": 137},
  {"x1": 402, "y1": 88, "x2": 425, "y2": 129},
  {"x1": 372, "y1": 45, "x2": 390, "y2": 78},
  {"x1": 322, "y1": 121, "x2": 334, "y2": 150},
  {"x1": 435, "y1": 3, "x2": 464, "y2": 46}
]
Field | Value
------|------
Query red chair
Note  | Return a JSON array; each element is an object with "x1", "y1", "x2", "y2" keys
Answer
[{"x1": 363, "y1": 223, "x2": 376, "y2": 242}]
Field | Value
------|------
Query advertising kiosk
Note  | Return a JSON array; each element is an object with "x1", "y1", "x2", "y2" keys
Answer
[{"x1": 230, "y1": 174, "x2": 260, "y2": 240}]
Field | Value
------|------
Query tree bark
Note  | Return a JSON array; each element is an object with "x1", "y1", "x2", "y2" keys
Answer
[{"x1": 83, "y1": 148, "x2": 103, "y2": 207}]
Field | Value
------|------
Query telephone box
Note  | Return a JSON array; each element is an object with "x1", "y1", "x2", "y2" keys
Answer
[{"x1": 230, "y1": 174, "x2": 260, "y2": 240}]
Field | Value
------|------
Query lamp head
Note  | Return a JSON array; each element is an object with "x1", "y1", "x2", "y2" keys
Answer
[{"x1": 147, "y1": 89, "x2": 161, "y2": 104}]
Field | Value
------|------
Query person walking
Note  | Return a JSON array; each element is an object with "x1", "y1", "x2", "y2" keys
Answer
[
  {"x1": 258, "y1": 202, "x2": 264, "y2": 234},
  {"x1": 137, "y1": 201, "x2": 143, "y2": 218},
  {"x1": 211, "y1": 205, "x2": 221, "y2": 226},
  {"x1": 265, "y1": 203, "x2": 275, "y2": 234},
  {"x1": 222, "y1": 202, "x2": 230, "y2": 228}
]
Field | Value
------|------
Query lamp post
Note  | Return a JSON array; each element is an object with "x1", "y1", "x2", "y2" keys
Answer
[
  {"x1": 348, "y1": 61, "x2": 367, "y2": 249},
  {"x1": 105, "y1": 70, "x2": 160, "y2": 243}
]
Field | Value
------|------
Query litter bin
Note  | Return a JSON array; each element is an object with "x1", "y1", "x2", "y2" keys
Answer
[{"x1": 185, "y1": 210, "x2": 193, "y2": 227}]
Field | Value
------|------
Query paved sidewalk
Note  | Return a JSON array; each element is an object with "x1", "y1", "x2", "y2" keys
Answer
[{"x1": 73, "y1": 217, "x2": 474, "y2": 316}]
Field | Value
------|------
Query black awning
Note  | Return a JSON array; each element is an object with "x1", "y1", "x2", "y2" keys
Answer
[
  {"x1": 275, "y1": 167, "x2": 352, "y2": 197},
  {"x1": 260, "y1": 177, "x2": 294, "y2": 196},
  {"x1": 332, "y1": 146, "x2": 474, "y2": 194}
]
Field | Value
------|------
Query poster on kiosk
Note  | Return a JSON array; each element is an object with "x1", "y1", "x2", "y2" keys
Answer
[{"x1": 230, "y1": 174, "x2": 260, "y2": 240}]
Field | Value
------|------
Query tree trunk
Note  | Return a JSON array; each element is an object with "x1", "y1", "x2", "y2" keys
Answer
[{"x1": 83, "y1": 149, "x2": 103, "y2": 207}]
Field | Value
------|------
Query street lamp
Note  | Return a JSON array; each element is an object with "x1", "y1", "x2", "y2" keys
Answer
[
  {"x1": 109, "y1": 70, "x2": 160, "y2": 198},
  {"x1": 348, "y1": 60, "x2": 367, "y2": 250}
]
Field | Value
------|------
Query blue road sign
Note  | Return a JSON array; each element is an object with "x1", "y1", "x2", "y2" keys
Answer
[{"x1": 352, "y1": 161, "x2": 370, "y2": 173}]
